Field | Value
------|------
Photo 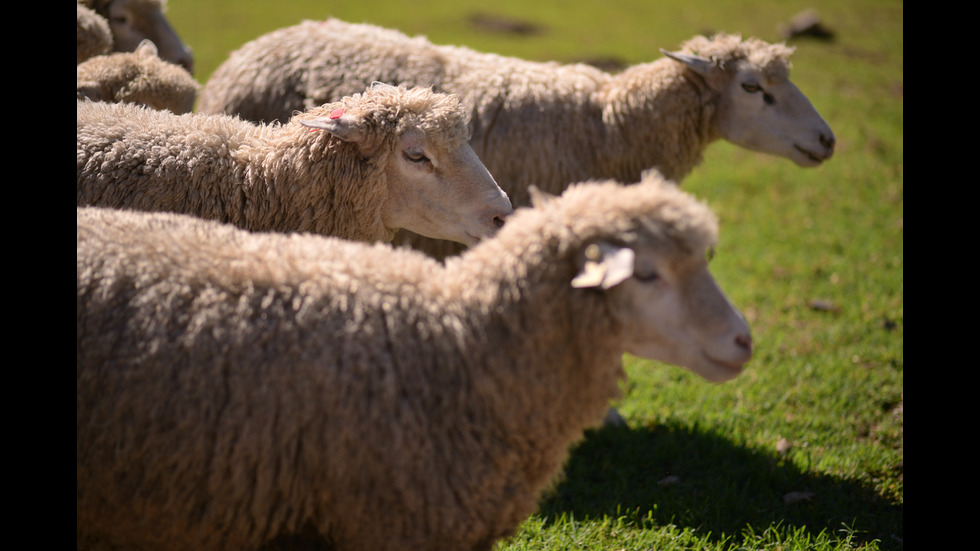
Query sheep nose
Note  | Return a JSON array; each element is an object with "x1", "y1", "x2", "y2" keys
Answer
[
  {"x1": 735, "y1": 332, "x2": 753, "y2": 354},
  {"x1": 492, "y1": 215, "x2": 506, "y2": 228},
  {"x1": 820, "y1": 133, "x2": 835, "y2": 152}
]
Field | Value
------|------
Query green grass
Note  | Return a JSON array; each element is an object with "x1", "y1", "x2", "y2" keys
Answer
[{"x1": 165, "y1": 1, "x2": 903, "y2": 549}]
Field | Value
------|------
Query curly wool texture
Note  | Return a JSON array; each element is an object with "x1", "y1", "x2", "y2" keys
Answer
[
  {"x1": 200, "y1": 21, "x2": 793, "y2": 192},
  {"x1": 198, "y1": 20, "x2": 794, "y2": 258},
  {"x1": 76, "y1": 3, "x2": 112, "y2": 64},
  {"x1": 76, "y1": 41, "x2": 199, "y2": 113},
  {"x1": 678, "y1": 33, "x2": 793, "y2": 80},
  {"x1": 77, "y1": 85, "x2": 472, "y2": 242},
  {"x1": 77, "y1": 173, "x2": 719, "y2": 551}
]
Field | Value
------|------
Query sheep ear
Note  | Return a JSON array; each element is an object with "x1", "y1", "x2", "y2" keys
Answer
[
  {"x1": 299, "y1": 113, "x2": 372, "y2": 149},
  {"x1": 660, "y1": 48, "x2": 714, "y2": 76},
  {"x1": 135, "y1": 39, "x2": 159, "y2": 58},
  {"x1": 529, "y1": 185, "x2": 558, "y2": 208},
  {"x1": 571, "y1": 242, "x2": 635, "y2": 290},
  {"x1": 370, "y1": 81, "x2": 396, "y2": 90}
]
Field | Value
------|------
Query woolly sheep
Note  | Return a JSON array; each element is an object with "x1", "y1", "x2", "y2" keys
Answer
[
  {"x1": 77, "y1": 2, "x2": 112, "y2": 64},
  {"x1": 77, "y1": 83, "x2": 513, "y2": 245},
  {"x1": 77, "y1": 171, "x2": 752, "y2": 551},
  {"x1": 198, "y1": 19, "x2": 835, "y2": 257},
  {"x1": 77, "y1": 39, "x2": 199, "y2": 114},
  {"x1": 79, "y1": 0, "x2": 193, "y2": 74}
]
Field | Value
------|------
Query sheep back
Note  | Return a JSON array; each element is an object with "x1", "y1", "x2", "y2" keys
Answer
[
  {"x1": 77, "y1": 206, "x2": 531, "y2": 551},
  {"x1": 198, "y1": 20, "x2": 454, "y2": 123}
]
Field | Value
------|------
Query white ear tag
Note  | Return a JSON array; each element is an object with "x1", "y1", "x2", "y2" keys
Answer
[
  {"x1": 571, "y1": 243, "x2": 635, "y2": 289},
  {"x1": 571, "y1": 260, "x2": 606, "y2": 288}
]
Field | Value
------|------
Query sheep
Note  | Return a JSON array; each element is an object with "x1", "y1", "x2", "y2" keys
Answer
[
  {"x1": 77, "y1": 39, "x2": 199, "y2": 114},
  {"x1": 197, "y1": 20, "x2": 835, "y2": 259},
  {"x1": 79, "y1": 0, "x2": 193, "y2": 74},
  {"x1": 77, "y1": 2, "x2": 112, "y2": 64},
  {"x1": 77, "y1": 83, "x2": 513, "y2": 246},
  {"x1": 76, "y1": 170, "x2": 753, "y2": 551}
]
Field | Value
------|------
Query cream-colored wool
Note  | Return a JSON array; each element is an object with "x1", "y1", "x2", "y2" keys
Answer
[
  {"x1": 76, "y1": 3, "x2": 112, "y2": 64},
  {"x1": 77, "y1": 172, "x2": 750, "y2": 551},
  {"x1": 198, "y1": 20, "x2": 834, "y2": 257},
  {"x1": 78, "y1": 0, "x2": 193, "y2": 74},
  {"x1": 77, "y1": 40, "x2": 199, "y2": 114},
  {"x1": 77, "y1": 84, "x2": 510, "y2": 244}
]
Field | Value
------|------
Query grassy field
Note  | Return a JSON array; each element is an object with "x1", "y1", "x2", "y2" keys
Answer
[{"x1": 165, "y1": 1, "x2": 903, "y2": 549}]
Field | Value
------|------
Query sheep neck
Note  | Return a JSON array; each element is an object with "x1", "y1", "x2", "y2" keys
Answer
[
  {"x1": 237, "y1": 127, "x2": 393, "y2": 242},
  {"x1": 446, "y1": 239, "x2": 627, "y2": 489},
  {"x1": 596, "y1": 59, "x2": 718, "y2": 182}
]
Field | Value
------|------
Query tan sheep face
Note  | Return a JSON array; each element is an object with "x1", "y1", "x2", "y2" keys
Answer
[
  {"x1": 585, "y1": 241, "x2": 752, "y2": 382},
  {"x1": 711, "y1": 66, "x2": 835, "y2": 167},
  {"x1": 381, "y1": 128, "x2": 513, "y2": 246},
  {"x1": 663, "y1": 49, "x2": 834, "y2": 167}
]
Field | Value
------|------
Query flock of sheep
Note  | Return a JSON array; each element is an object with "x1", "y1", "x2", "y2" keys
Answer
[{"x1": 76, "y1": 2, "x2": 834, "y2": 550}]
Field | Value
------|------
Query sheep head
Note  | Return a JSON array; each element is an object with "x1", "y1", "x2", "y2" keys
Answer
[
  {"x1": 298, "y1": 85, "x2": 513, "y2": 246},
  {"x1": 562, "y1": 176, "x2": 752, "y2": 382},
  {"x1": 662, "y1": 33, "x2": 835, "y2": 167}
]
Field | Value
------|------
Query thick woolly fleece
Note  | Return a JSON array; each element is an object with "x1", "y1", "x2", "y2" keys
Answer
[
  {"x1": 198, "y1": 20, "x2": 793, "y2": 257},
  {"x1": 76, "y1": 3, "x2": 112, "y2": 64},
  {"x1": 76, "y1": 40, "x2": 199, "y2": 113},
  {"x1": 77, "y1": 174, "x2": 719, "y2": 551},
  {"x1": 77, "y1": 84, "x2": 471, "y2": 242}
]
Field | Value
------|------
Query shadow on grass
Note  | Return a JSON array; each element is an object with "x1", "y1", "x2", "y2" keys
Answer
[{"x1": 537, "y1": 421, "x2": 903, "y2": 549}]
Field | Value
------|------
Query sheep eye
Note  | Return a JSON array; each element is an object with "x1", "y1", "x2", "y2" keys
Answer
[
  {"x1": 633, "y1": 270, "x2": 660, "y2": 283},
  {"x1": 403, "y1": 149, "x2": 430, "y2": 163},
  {"x1": 741, "y1": 82, "x2": 761, "y2": 93}
]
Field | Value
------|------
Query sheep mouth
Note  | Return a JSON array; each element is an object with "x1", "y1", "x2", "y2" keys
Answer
[
  {"x1": 464, "y1": 223, "x2": 504, "y2": 245},
  {"x1": 462, "y1": 232, "x2": 482, "y2": 246},
  {"x1": 701, "y1": 352, "x2": 746, "y2": 381},
  {"x1": 794, "y1": 144, "x2": 828, "y2": 165}
]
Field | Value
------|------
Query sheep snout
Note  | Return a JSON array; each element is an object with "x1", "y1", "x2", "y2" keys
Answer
[
  {"x1": 794, "y1": 130, "x2": 835, "y2": 165},
  {"x1": 735, "y1": 331, "x2": 753, "y2": 355},
  {"x1": 465, "y1": 193, "x2": 514, "y2": 241},
  {"x1": 698, "y1": 323, "x2": 753, "y2": 382}
]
